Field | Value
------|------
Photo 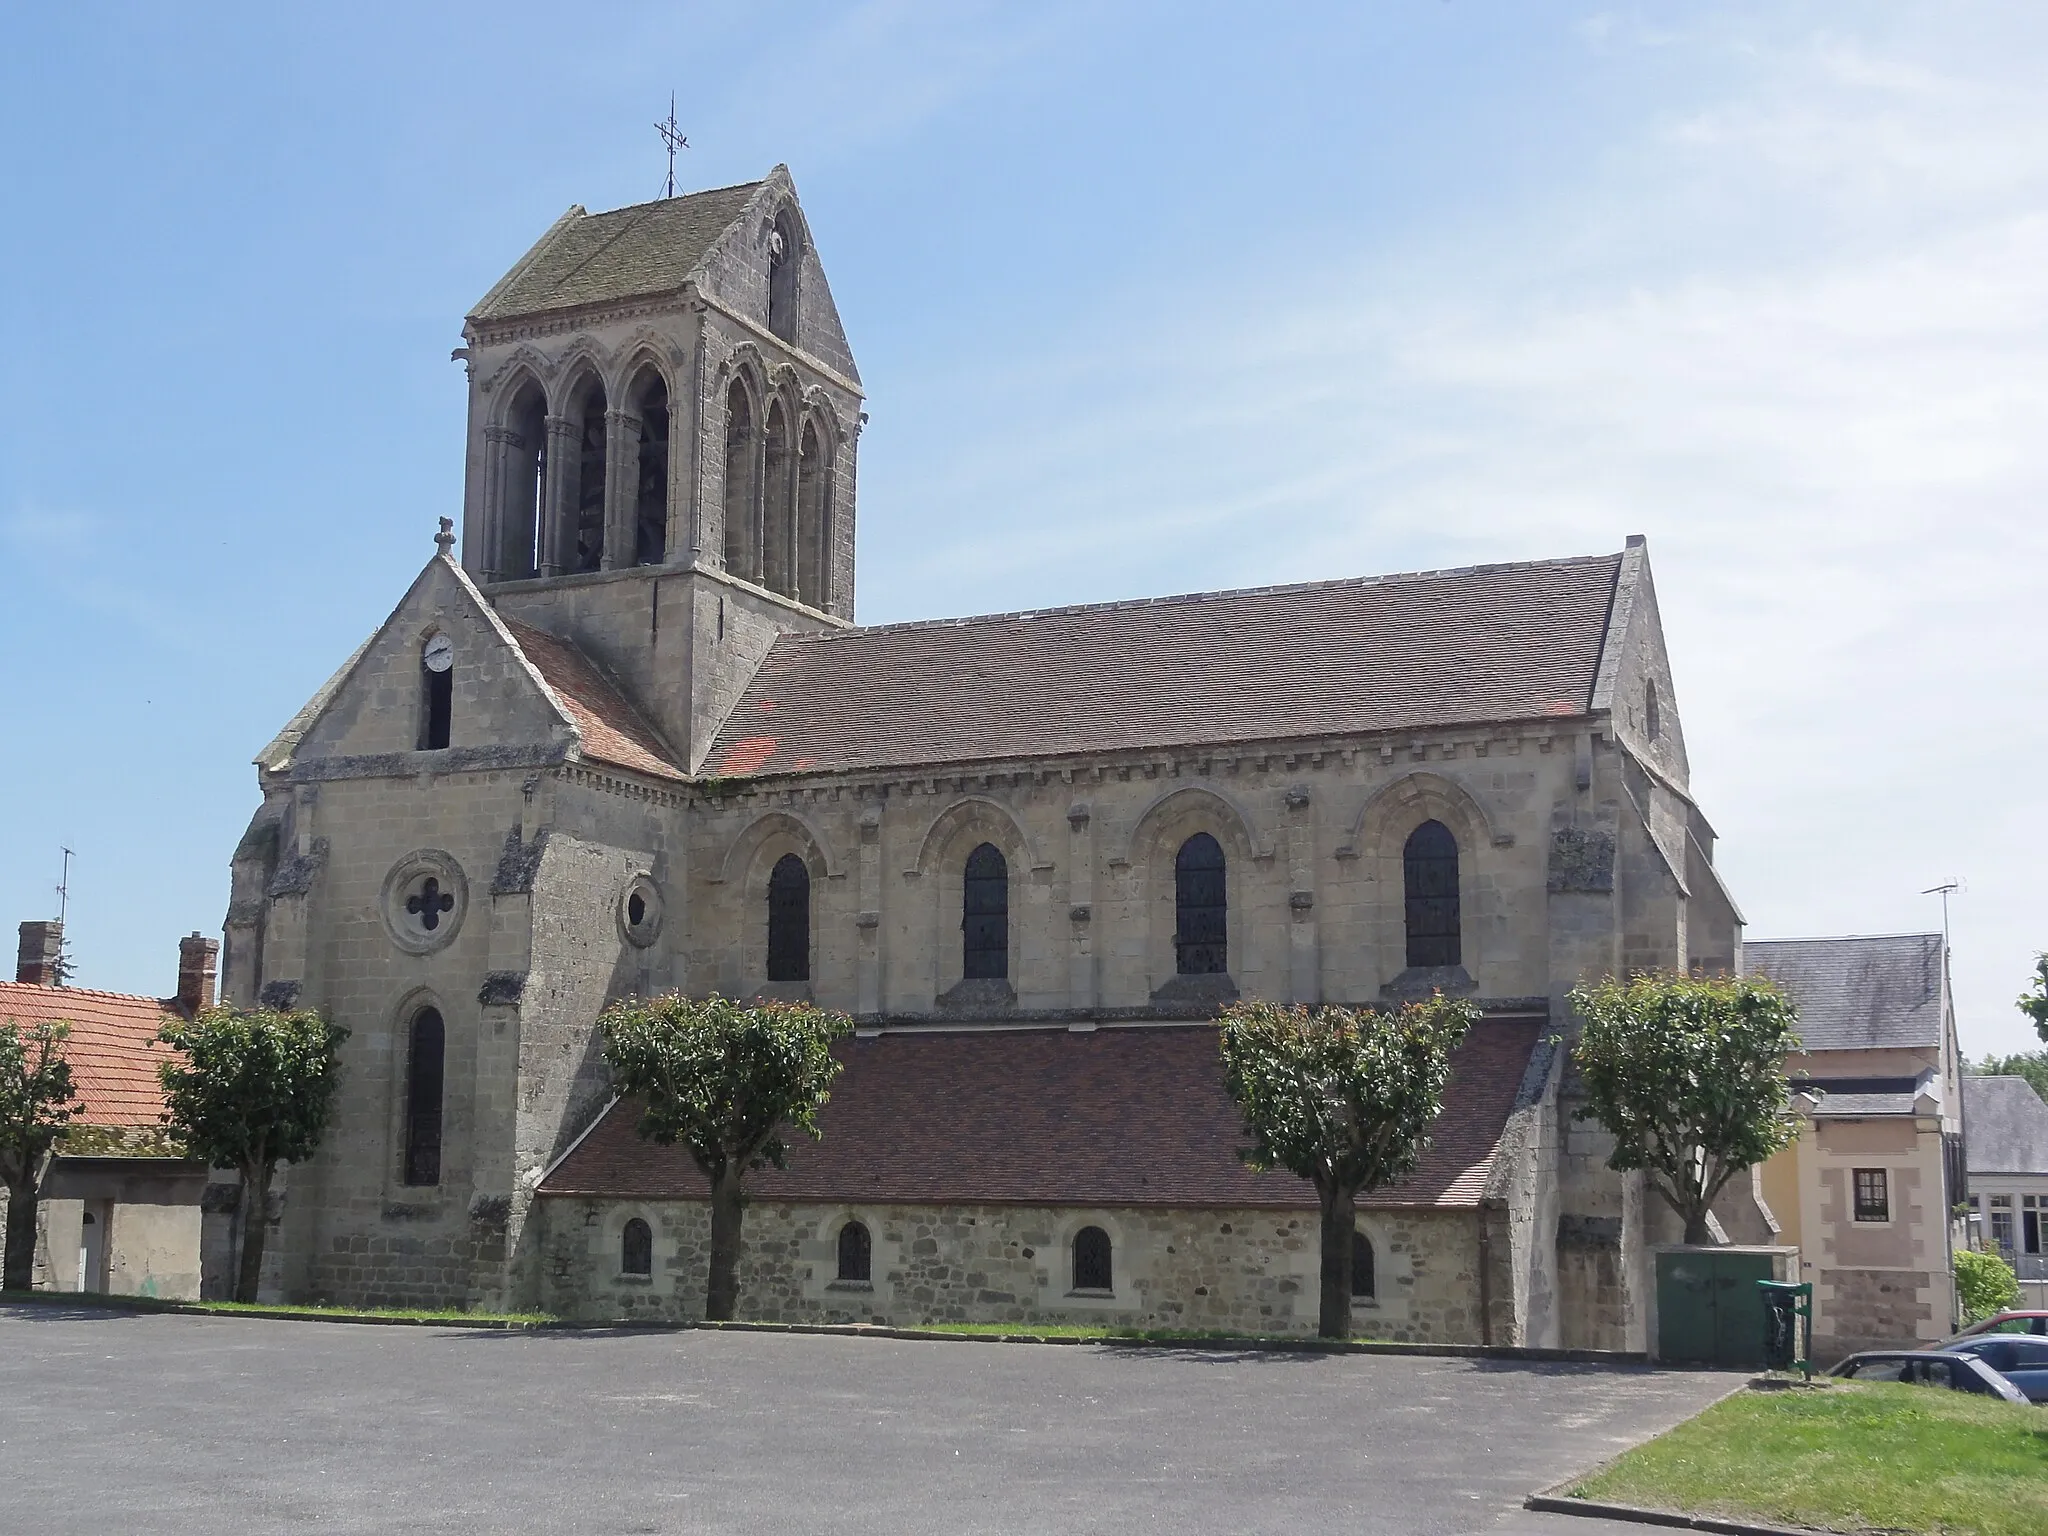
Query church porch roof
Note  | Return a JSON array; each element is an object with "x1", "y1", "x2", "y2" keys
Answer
[
  {"x1": 498, "y1": 618, "x2": 688, "y2": 781},
  {"x1": 537, "y1": 1018, "x2": 1542, "y2": 1211}
]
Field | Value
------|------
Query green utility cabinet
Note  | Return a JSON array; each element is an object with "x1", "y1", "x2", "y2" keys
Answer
[{"x1": 1653, "y1": 1246, "x2": 1799, "y2": 1367}]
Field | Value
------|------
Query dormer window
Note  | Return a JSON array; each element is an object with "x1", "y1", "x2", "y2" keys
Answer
[{"x1": 420, "y1": 633, "x2": 453, "y2": 750}]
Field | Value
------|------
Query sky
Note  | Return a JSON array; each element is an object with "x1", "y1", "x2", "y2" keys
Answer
[{"x1": 1, "y1": 2, "x2": 2042, "y2": 1057}]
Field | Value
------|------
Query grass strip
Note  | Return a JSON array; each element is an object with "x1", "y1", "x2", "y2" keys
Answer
[
  {"x1": 1, "y1": 1290, "x2": 553, "y2": 1326},
  {"x1": 913, "y1": 1321, "x2": 1394, "y2": 1344},
  {"x1": 1572, "y1": 1379, "x2": 2048, "y2": 1536}
]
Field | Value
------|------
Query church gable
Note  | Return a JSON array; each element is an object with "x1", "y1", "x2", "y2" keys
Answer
[
  {"x1": 1590, "y1": 537, "x2": 1689, "y2": 787},
  {"x1": 690, "y1": 168, "x2": 859, "y2": 383},
  {"x1": 280, "y1": 551, "x2": 576, "y2": 772}
]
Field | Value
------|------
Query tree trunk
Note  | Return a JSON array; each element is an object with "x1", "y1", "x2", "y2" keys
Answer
[
  {"x1": 3, "y1": 1171, "x2": 41, "y2": 1292},
  {"x1": 705, "y1": 1167, "x2": 745, "y2": 1322},
  {"x1": 1318, "y1": 1184, "x2": 1357, "y2": 1340},
  {"x1": 1681, "y1": 1210, "x2": 1715, "y2": 1246},
  {"x1": 235, "y1": 1161, "x2": 273, "y2": 1304}
]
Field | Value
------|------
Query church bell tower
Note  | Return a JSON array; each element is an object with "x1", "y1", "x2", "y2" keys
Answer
[{"x1": 453, "y1": 166, "x2": 862, "y2": 771}]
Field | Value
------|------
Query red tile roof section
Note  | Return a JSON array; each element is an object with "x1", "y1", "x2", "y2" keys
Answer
[
  {"x1": 500, "y1": 618, "x2": 687, "y2": 781},
  {"x1": 539, "y1": 1020, "x2": 1540, "y2": 1210},
  {"x1": 0, "y1": 983, "x2": 180, "y2": 1129},
  {"x1": 708, "y1": 555, "x2": 1623, "y2": 777}
]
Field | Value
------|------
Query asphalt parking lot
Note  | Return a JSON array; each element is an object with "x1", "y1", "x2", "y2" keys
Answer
[{"x1": 0, "y1": 1303, "x2": 1734, "y2": 1535}]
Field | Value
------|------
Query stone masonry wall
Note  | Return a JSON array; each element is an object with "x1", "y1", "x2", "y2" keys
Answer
[{"x1": 533, "y1": 1198, "x2": 1488, "y2": 1341}]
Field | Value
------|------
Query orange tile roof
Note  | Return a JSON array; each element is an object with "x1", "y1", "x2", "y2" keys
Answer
[
  {"x1": 500, "y1": 618, "x2": 688, "y2": 781},
  {"x1": 0, "y1": 983, "x2": 178, "y2": 1129}
]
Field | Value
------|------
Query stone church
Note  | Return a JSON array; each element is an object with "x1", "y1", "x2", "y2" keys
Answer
[{"x1": 222, "y1": 167, "x2": 1744, "y2": 1347}]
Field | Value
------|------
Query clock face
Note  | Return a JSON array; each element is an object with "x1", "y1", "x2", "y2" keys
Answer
[{"x1": 423, "y1": 633, "x2": 455, "y2": 673}]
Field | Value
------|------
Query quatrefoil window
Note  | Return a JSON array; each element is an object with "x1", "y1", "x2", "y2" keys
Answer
[{"x1": 382, "y1": 853, "x2": 468, "y2": 954}]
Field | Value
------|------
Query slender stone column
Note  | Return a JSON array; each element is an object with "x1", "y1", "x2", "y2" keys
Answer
[
  {"x1": 479, "y1": 424, "x2": 519, "y2": 582},
  {"x1": 539, "y1": 415, "x2": 581, "y2": 577},
  {"x1": 601, "y1": 409, "x2": 643, "y2": 571}
]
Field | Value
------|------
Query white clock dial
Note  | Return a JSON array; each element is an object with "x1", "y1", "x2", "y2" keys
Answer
[{"x1": 423, "y1": 634, "x2": 455, "y2": 673}]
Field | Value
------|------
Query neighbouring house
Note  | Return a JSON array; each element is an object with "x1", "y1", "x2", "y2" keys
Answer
[
  {"x1": 1963, "y1": 1074, "x2": 2048, "y2": 1287},
  {"x1": 0, "y1": 920, "x2": 222, "y2": 1299},
  {"x1": 1749, "y1": 933, "x2": 1965, "y2": 1358},
  {"x1": 220, "y1": 165, "x2": 1752, "y2": 1343}
]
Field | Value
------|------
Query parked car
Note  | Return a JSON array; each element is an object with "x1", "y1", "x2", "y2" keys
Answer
[
  {"x1": 1938, "y1": 1335, "x2": 2048, "y2": 1404},
  {"x1": 1826, "y1": 1350, "x2": 2029, "y2": 1404},
  {"x1": 1937, "y1": 1309, "x2": 2048, "y2": 1344}
]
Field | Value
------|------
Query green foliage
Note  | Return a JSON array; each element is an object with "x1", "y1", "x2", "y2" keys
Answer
[
  {"x1": 1219, "y1": 996, "x2": 1478, "y2": 1338},
  {"x1": 157, "y1": 1004, "x2": 348, "y2": 1303},
  {"x1": 0, "y1": 1017, "x2": 80, "y2": 1184},
  {"x1": 1977, "y1": 1049, "x2": 2048, "y2": 1108},
  {"x1": 1218, "y1": 997, "x2": 1479, "y2": 1197},
  {"x1": 2019, "y1": 954, "x2": 2048, "y2": 1044},
  {"x1": 1570, "y1": 971, "x2": 1802, "y2": 1244},
  {"x1": 156, "y1": 1006, "x2": 349, "y2": 1175},
  {"x1": 598, "y1": 992, "x2": 852, "y2": 1183},
  {"x1": 1, "y1": 1017, "x2": 83, "y2": 1288},
  {"x1": 1955, "y1": 1248, "x2": 2023, "y2": 1324}
]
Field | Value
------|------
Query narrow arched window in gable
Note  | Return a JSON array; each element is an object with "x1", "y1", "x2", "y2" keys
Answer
[
  {"x1": 766, "y1": 853, "x2": 811, "y2": 983},
  {"x1": 837, "y1": 1220, "x2": 871, "y2": 1283},
  {"x1": 1174, "y1": 832, "x2": 1228, "y2": 975},
  {"x1": 1403, "y1": 820, "x2": 1461, "y2": 969},
  {"x1": 1352, "y1": 1229, "x2": 1376, "y2": 1299},
  {"x1": 419, "y1": 632, "x2": 453, "y2": 751},
  {"x1": 962, "y1": 842, "x2": 1009, "y2": 980},
  {"x1": 621, "y1": 1218, "x2": 653, "y2": 1277},
  {"x1": 402, "y1": 1005, "x2": 445, "y2": 1187},
  {"x1": 768, "y1": 211, "x2": 799, "y2": 342},
  {"x1": 1073, "y1": 1226, "x2": 1112, "y2": 1292},
  {"x1": 723, "y1": 381, "x2": 758, "y2": 582},
  {"x1": 496, "y1": 379, "x2": 548, "y2": 580},
  {"x1": 1645, "y1": 681, "x2": 1661, "y2": 741}
]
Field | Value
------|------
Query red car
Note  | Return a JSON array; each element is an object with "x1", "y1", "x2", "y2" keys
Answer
[{"x1": 1935, "y1": 1310, "x2": 2048, "y2": 1346}]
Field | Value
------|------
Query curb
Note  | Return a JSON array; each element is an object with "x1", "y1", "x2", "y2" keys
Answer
[
  {"x1": 4, "y1": 1291, "x2": 1655, "y2": 1364},
  {"x1": 1523, "y1": 1492, "x2": 1819, "y2": 1536}
]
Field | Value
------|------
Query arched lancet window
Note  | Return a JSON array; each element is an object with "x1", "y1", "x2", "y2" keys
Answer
[
  {"x1": 1403, "y1": 820, "x2": 1461, "y2": 969},
  {"x1": 722, "y1": 381, "x2": 758, "y2": 582},
  {"x1": 795, "y1": 419, "x2": 828, "y2": 609},
  {"x1": 1645, "y1": 681, "x2": 1661, "y2": 741},
  {"x1": 402, "y1": 1006, "x2": 445, "y2": 1186},
  {"x1": 1073, "y1": 1226, "x2": 1112, "y2": 1291},
  {"x1": 1351, "y1": 1229, "x2": 1376, "y2": 1300},
  {"x1": 1174, "y1": 832, "x2": 1228, "y2": 975},
  {"x1": 837, "y1": 1220, "x2": 871, "y2": 1283},
  {"x1": 621, "y1": 1217, "x2": 652, "y2": 1277},
  {"x1": 419, "y1": 632, "x2": 453, "y2": 751},
  {"x1": 569, "y1": 377, "x2": 608, "y2": 574},
  {"x1": 630, "y1": 370, "x2": 670, "y2": 567},
  {"x1": 768, "y1": 211, "x2": 799, "y2": 341},
  {"x1": 962, "y1": 842, "x2": 1009, "y2": 980},
  {"x1": 498, "y1": 379, "x2": 548, "y2": 580},
  {"x1": 766, "y1": 853, "x2": 810, "y2": 983},
  {"x1": 762, "y1": 399, "x2": 793, "y2": 595}
]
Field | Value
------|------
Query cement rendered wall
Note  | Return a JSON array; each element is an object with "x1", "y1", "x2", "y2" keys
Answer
[{"x1": 534, "y1": 1197, "x2": 1491, "y2": 1340}]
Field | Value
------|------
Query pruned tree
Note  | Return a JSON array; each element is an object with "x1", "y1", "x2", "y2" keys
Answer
[
  {"x1": 1570, "y1": 971, "x2": 1801, "y2": 1246},
  {"x1": 1, "y1": 1019, "x2": 81, "y2": 1291},
  {"x1": 157, "y1": 1005, "x2": 348, "y2": 1303},
  {"x1": 2018, "y1": 954, "x2": 2048, "y2": 1044},
  {"x1": 1218, "y1": 996, "x2": 1478, "y2": 1339},
  {"x1": 598, "y1": 993, "x2": 851, "y2": 1321}
]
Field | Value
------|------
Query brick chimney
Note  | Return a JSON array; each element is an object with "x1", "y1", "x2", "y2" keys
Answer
[
  {"x1": 16, "y1": 920, "x2": 63, "y2": 986},
  {"x1": 176, "y1": 932, "x2": 219, "y2": 1014}
]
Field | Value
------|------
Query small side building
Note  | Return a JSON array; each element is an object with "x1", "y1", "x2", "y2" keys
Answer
[
  {"x1": 1749, "y1": 933, "x2": 1964, "y2": 1358},
  {"x1": 0, "y1": 920, "x2": 217, "y2": 1299},
  {"x1": 1963, "y1": 1074, "x2": 2048, "y2": 1294}
]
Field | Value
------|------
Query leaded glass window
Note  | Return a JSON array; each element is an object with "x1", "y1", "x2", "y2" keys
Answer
[
  {"x1": 766, "y1": 853, "x2": 810, "y2": 983},
  {"x1": 837, "y1": 1220, "x2": 872, "y2": 1283},
  {"x1": 1073, "y1": 1226, "x2": 1112, "y2": 1291},
  {"x1": 1403, "y1": 820, "x2": 1461, "y2": 968},
  {"x1": 962, "y1": 842, "x2": 1009, "y2": 980},
  {"x1": 1174, "y1": 833, "x2": 1227, "y2": 975},
  {"x1": 403, "y1": 1006, "x2": 445, "y2": 1187}
]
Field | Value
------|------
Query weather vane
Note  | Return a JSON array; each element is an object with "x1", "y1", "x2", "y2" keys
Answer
[{"x1": 656, "y1": 94, "x2": 689, "y2": 198}]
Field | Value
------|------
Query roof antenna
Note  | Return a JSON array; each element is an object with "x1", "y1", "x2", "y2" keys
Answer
[
  {"x1": 1922, "y1": 879, "x2": 1961, "y2": 957},
  {"x1": 656, "y1": 93, "x2": 689, "y2": 199},
  {"x1": 56, "y1": 846, "x2": 74, "y2": 926}
]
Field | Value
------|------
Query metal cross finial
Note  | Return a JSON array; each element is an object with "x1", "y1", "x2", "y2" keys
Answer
[
  {"x1": 656, "y1": 93, "x2": 689, "y2": 198},
  {"x1": 435, "y1": 516, "x2": 456, "y2": 556}
]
